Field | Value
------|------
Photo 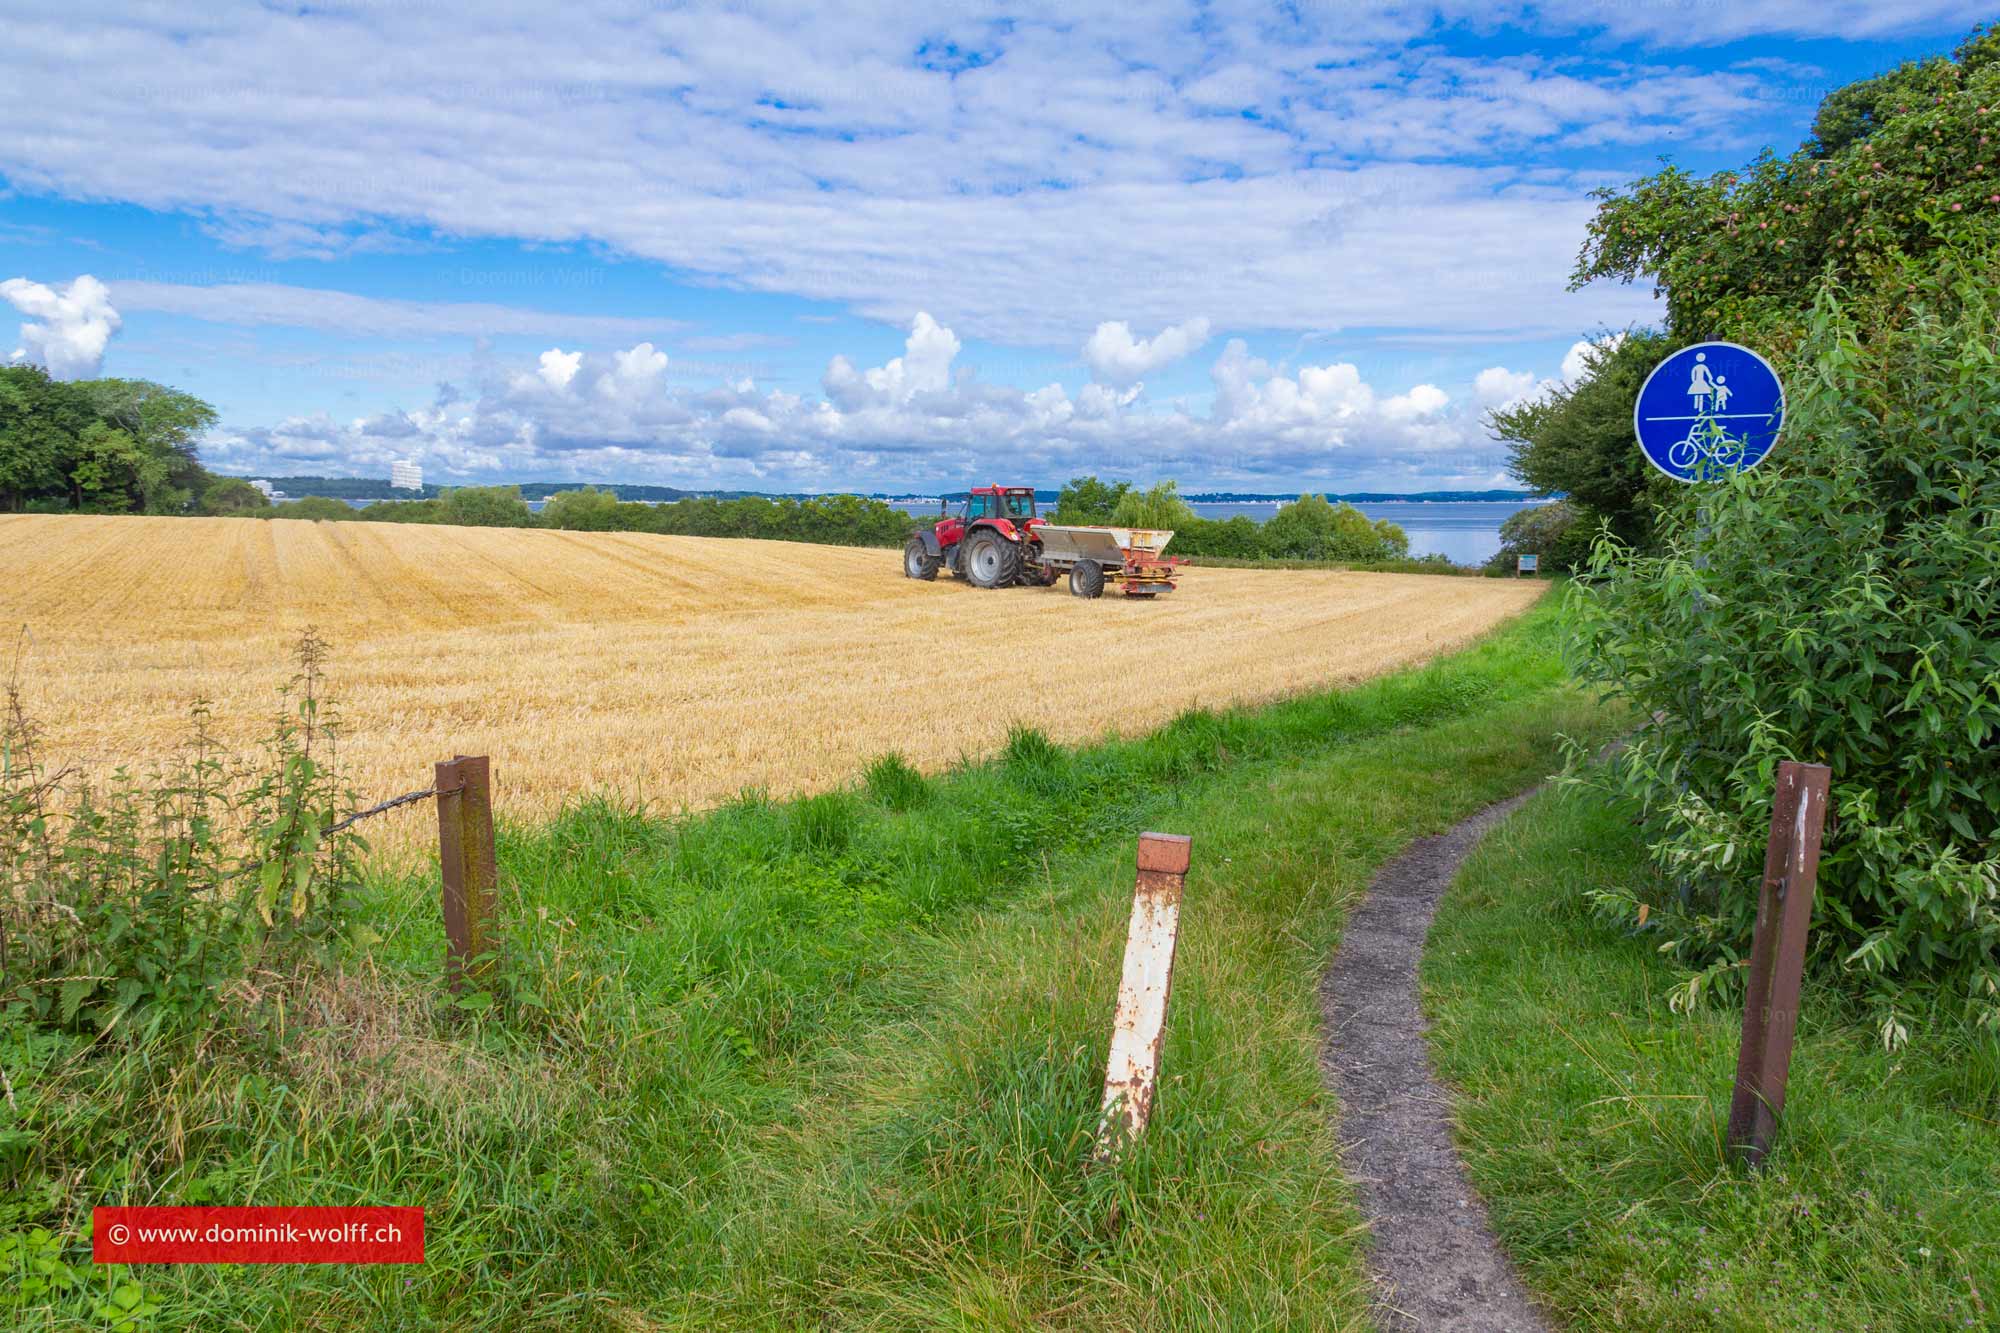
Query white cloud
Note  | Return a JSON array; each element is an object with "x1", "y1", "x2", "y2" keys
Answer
[
  {"x1": 1, "y1": 274, "x2": 121, "y2": 379},
  {"x1": 823, "y1": 312, "x2": 960, "y2": 408},
  {"x1": 1473, "y1": 366, "x2": 1538, "y2": 407},
  {"x1": 537, "y1": 348, "x2": 582, "y2": 390},
  {"x1": 203, "y1": 314, "x2": 1552, "y2": 493},
  {"x1": 1, "y1": 3, "x2": 1903, "y2": 345},
  {"x1": 107, "y1": 280, "x2": 686, "y2": 342},
  {"x1": 1082, "y1": 317, "x2": 1211, "y2": 388}
]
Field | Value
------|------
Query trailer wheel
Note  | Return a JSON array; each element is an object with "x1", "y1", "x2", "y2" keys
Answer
[
  {"x1": 1069, "y1": 560, "x2": 1105, "y2": 599},
  {"x1": 965, "y1": 532, "x2": 1020, "y2": 589},
  {"x1": 903, "y1": 536, "x2": 940, "y2": 581}
]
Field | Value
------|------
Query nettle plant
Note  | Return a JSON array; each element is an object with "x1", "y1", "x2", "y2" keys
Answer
[
  {"x1": 1566, "y1": 258, "x2": 2000, "y2": 1044},
  {"x1": 0, "y1": 632, "x2": 362, "y2": 1042}
]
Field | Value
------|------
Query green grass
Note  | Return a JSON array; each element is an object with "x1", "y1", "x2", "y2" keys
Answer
[
  {"x1": 4, "y1": 597, "x2": 1624, "y2": 1330},
  {"x1": 1425, "y1": 787, "x2": 2000, "y2": 1332}
]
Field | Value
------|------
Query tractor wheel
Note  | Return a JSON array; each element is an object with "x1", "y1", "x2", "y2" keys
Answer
[
  {"x1": 1069, "y1": 560, "x2": 1106, "y2": 599},
  {"x1": 965, "y1": 532, "x2": 1021, "y2": 589},
  {"x1": 903, "y1": 536, "x2": 940, "y2": 581}
]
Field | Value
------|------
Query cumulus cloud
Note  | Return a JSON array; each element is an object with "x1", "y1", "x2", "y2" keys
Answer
[
  {"x1": 1082, "y1": 317, "x2": 1211, "y2": 388},
  {"x1": 204, "y1": 313, "x2": 1549, "y2": 493},
  {"x1": 2, "y1": 274, "x2": 121, "y2": 379},
  {"x1": 823, "y1": 312, "x2": 960, "y2": 408},
  {"x1": 537, "y1": 348, "x2": 582, "y2": 390}
]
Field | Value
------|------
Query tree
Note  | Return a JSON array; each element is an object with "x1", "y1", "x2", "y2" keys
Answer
[
  {"x1": 1571, "y1": 23, "x2": 1998, "y2": 342},
  {"x1": 1483, "y1": 499, "x2": 1588, "y2": 575},
  {"x1": 1109, "y1": 479, "x2": 1196, "y2": 529},
  {"x1": 1259, "y1": 494, "x2": 1408, "y2": 561},
  {"x1": 75, "y1": 379, "x2": 217, "y2": 513},
  {"x1": 200, "y1": 476, "x2": 271, "y2": 516},
  {"x1": 0, "y1": 365, "x2": 94, "y2": 511},
  {"x1": 539, "y1": 487, "x2": 623, "y2": 531},
  {"x1": 1487, "y1": 333, "x2": 1674, "y2": 548},
  {"x1": 439, "y1": 485, "x2": 532, "y2": 528},
  {"x1": 1055, "y1": 476, "x2": 1130, "y2": 523}
]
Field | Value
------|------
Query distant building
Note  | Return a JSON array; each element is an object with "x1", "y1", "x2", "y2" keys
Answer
[
  {"x1": 248, "y1": 479, "x2": 288, "y2": 502},
  {"x1": 390, "y1": 460, "x2": 423, "y2": 491}
]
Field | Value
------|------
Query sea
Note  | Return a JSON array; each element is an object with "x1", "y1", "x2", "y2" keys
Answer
[
  {"x1": 888, "y1": 499, "x2": 1537, "y2": 565},
  {"x1": 354, "y1": 494, "x2": 1536, "y2": 565}
]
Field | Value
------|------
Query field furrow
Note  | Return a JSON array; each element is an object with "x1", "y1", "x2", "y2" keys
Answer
[{"x1": 1, "y1": 514, "x2": 1543, "y2": 854}]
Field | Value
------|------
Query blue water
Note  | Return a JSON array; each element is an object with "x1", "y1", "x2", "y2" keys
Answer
[
  {"x1": 350, "y1": 494, "x2": 1534, "y2": 564},
  {"x1": 889, "y1": 499, "x2": 1535, "y2": 565}
]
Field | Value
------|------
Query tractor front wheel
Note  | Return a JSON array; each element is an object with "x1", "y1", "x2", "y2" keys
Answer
[
  {"x1": 965, "y1": 532, "x2": 1021, "y2": 589},
  {"x1": 903, "y1": 536, "x2": 940, "y2": 581},
  {"x1": 1069, "y1": 560, "x2": 1106, "y2": 599}
]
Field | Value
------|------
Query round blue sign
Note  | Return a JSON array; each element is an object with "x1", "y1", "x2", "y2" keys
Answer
[{"x1": 1633, "y1": 341, "x2": 1785, "y2": 482}]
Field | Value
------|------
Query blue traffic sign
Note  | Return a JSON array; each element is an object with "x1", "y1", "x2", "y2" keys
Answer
[{"x1": 1633, "y1": 341, "x2": 1785, "y2": 482}]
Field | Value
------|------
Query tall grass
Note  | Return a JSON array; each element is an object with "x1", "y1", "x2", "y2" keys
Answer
[
  {"x1": 4, "y1": 599, "x2": 1615, "y2": 1329},
  {"x1": 1425, "y1": 787, "x2": 2000, "y2": 1331}
]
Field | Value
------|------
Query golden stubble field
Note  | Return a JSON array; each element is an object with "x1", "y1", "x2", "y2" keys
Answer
[{"x1": 1, "y1": 515, "x2": 1542, "y2": 854}]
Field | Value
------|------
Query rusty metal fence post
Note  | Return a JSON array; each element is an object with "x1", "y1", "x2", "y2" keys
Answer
[
  {"x1": 1095, "y1": 831, "x2": 1192, "y2": 1162},
  {"x1": 1726, "y1": 759, "x2": 1831, "y2": 1168},
  {"x1": 434, "y1": 754, "x2": 497, "y2": 992}
]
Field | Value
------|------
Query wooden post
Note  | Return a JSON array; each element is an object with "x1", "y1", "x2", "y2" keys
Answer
[
  {"x1": 1726, "y1": 760, "x2": 1831, "y2": 1168},
  {"x1": 434, "y1": 755, "x2": 498, "y2": 992},
  {"x1": 1095, "y1": 831, "x2": 1192, "y2": 1162}
]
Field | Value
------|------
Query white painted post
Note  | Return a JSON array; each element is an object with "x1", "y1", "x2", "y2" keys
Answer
[{"x1": 1095, "y1": 831, "x2": 1192, "y2": 1162}]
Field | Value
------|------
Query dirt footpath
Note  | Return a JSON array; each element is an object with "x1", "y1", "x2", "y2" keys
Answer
[{"x1": 1319, "y1": 793, "x2": 1550, "y2": 1333}]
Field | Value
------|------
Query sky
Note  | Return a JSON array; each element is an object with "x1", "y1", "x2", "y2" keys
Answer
[{"x1": 0, "y1": 2, "x2": 1986, "y2": 494}]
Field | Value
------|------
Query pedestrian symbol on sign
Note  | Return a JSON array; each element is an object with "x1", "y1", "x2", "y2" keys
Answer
[{"x1": 1633, "y1": 342, "x2": 1785, "y2": 483}]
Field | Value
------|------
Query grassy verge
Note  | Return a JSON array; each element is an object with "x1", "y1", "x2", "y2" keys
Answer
[
  {"x1": 1425, "y1": 787, "x2": 2000, "y2": 1332},
  {"x1": 6, "y1": 597, "x2": 1620, "y2": 1329}
]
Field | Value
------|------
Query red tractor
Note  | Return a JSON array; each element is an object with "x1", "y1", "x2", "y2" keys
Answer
[
  {"x1": 902, "y1": 485, "x2": 1053, "y2": 588},
  {"x1": 903, "y1": 485, "x2": 1183, "y2": 598}
]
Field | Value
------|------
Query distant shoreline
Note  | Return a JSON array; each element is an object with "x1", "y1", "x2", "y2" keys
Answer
[{"x1": 227, "y1": 473, "x2": 1544, "y2": 507}]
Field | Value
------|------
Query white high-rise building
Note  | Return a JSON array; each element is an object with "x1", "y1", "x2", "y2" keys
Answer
[{"x1": 390, "y1": 460, "x2": 423, "y2": 491}]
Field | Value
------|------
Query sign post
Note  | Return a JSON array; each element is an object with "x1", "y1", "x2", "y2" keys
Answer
[{"x1": 1727, "y1": 761, "x2": 1831, "y2": 1168}]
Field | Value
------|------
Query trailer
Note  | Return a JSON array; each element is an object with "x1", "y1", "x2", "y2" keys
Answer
[{"x1": 1031, "y1": 524, "x2": 1183, "y2": 598}]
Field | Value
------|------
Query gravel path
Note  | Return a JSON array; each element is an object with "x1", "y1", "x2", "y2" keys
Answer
[{"x1": 1319, "y1": 792, "x2": 1551, "y2": 1333}]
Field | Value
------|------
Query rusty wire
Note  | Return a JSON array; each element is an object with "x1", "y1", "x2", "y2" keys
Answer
[{"x1": 319, "y1": 785, "x2": 439, "y2": 839}]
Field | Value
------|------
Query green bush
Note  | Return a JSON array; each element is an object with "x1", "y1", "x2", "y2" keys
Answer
[
  {"x1": 1484, "y1": 498, "x2": 1592, "y2": 575},
  {"x1": 1566, "y1": 257, "x2": 2000, "y2": 1040},
  {"x1": 1256, "y1": 493, "x2": 1409, "y2": 562},
  {"x1": 0, "y1": 634, "x2": 362, "y2": 1041}
]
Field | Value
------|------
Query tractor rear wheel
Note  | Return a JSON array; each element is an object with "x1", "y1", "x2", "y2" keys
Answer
[
  {"x1": 965, "y1": 532, "x2": 1020, "y2": 589},
  {"x1": 903, "y1": 536, "x2": 940, "y2": 581},
  {"x1": 1069, "y1": 560, "x2": 1106, "y2": 599}
]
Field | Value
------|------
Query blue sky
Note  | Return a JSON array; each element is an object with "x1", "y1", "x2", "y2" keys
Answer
[{"x1": 0, "y1": 2, "x2": 1986, "y2": 493}]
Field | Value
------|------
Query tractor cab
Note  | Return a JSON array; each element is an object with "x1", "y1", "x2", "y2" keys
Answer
[{"x1": 933, "y1": 485, "x2": 1040, "y2": 551}]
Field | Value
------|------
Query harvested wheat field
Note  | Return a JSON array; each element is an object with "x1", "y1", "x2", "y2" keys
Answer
[{"x1": 0, "y1": 514, "x2": 1542, "y2": 854}]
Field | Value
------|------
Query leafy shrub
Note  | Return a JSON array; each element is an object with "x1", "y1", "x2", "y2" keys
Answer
[
  {"x1": 1256, "y1": 493, "x2": 1409, "y2": 562},
  {"x1": 1484, "y1": 498, "x2": 1594, "y2": 575},
  {"x1": 0, "y1": 633, "x2": 362, "y2": 1041},
  {"x1": 1566, "y1": 257, "x2": 2000, "y2": 1040}
]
